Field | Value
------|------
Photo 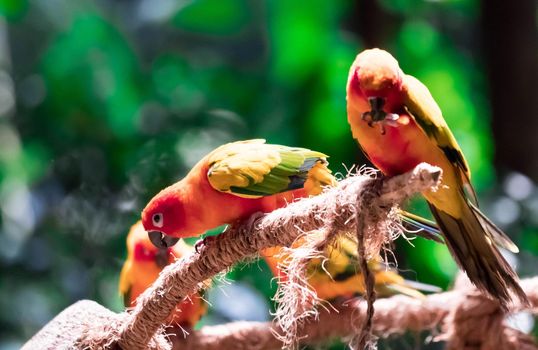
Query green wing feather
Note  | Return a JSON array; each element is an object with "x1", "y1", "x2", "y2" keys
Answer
[{"x1": 207, "y1": 139, "x2": 328, "y2": 198}]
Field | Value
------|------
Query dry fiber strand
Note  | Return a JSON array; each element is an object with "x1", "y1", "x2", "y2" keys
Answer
[
  {"x1": 24, "y1": 163, "x2": 442, "y2": 349},
  {"x1": 271, "y1": 182, "x2": 403, "y2": 349}
]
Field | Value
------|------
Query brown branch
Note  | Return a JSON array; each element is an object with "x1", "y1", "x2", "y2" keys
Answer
[
  {"x1": 171, "y1": 277, "x2": 538, "y2": 350},
  {"x1": 115, "y1": 163, "x2": 442, "y2": 349}
]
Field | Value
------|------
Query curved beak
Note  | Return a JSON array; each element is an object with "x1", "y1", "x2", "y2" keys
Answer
[
  {"x1": 148, "y1": 231, "x2": 180, "y2": 249},
  {"x1": 155, "y1": 248, "x2": 169, "y2": 268}
]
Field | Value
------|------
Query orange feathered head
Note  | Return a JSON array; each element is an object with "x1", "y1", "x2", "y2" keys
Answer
[
  {"x1": 127, "y1": 221, "x2": 175, "y2": 268},
  {"x1": 348, "y1": 48, "x2": 403, "y2": 98},
  {"x1": 142, "y1": 187, "x2": 186, "y2": 248}
]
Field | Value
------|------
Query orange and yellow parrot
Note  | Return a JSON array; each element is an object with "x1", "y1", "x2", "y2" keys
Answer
[
  {"x1": 346, "y1": 48, "x2": 526, "y2": 306},
  {"x1": 262, "y1": 235, "x2": 440, "y2": 301},
  {"x1": 119, "y1": 221, "x2": 207, "y2": 328},
  {"x1": 142, "y1": 139, "x2": 440, "y2": 249},
  {"x1": 142, "y1": 139, "x2": 337, "y2": 247}
]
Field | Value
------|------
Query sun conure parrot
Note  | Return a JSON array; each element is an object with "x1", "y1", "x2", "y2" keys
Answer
[
  {"x1": 142, "y1": 139, "x2": 440, "y2": 249},
  {"x1": 119, "y1": 221, "x2": 207, "y2": 328},
  {"x1": 346, "y1": 48, "x2": 527, "y2": 306},
  {"x1": 262, "y1": 234, "x2": 441, "y2": 301},
  {"x1": 141, "y1": 139, "x2": 336, "y2": 248}
]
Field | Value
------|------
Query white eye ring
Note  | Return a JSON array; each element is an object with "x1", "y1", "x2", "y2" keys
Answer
[{"x1": 152, "y1": 213, "x2": 163, "y2": 228}]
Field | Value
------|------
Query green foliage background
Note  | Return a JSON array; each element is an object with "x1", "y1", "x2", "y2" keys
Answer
[{"x1": 0, "y1": 0, "x2": 536, "y2": 348}]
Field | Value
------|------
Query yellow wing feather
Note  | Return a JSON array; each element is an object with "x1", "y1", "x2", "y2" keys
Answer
[
  {"x1": 207, "y1": 140, "x2": 283, "y2": 196},
  {"x1": 402, "y1": 74, "x2": 472, "y2": 187},
  {"x1": 303, "y1": 162, "x2": 337, "y2": 196},
  {"x1": 309, "y1": 237, "x2": 429, "y2": 300},
  {"x1": 118, "y1": 259, "x2": 133, "y2": 307},
  {"x1": 206, "y1": 139, "x2": 332, "y2": 198},
  {"x1": 263, "y1": 235, "x2": 438, "y2": 301},
  {"x1": 403, "y1": 73, "x2": 523, "y2": 300}
]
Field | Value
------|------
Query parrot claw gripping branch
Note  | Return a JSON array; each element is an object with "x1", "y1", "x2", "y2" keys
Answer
[{"x1": 23, "y1": 163, "x2": 447, "y2": 350}]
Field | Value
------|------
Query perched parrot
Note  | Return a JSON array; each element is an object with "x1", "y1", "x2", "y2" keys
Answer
[
  {"x1": 142, "y1": 139, "x2": 440, "y2": 248},
  {"x1": 119, "y1": 221, "x2": 207, "y2": 328},
  {"x1": 346, "y1": 48, "x2": 527, "y2": 306},
  {"x1": 142, "y1": 139, "x2": 336, "y2": 248},
  {"x1": 262, "y1": 234, "x2": 441, "y2": 300}
]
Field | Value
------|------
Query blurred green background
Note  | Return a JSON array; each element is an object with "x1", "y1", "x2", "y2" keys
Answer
[{"x1": 0, "y1": 0, "x2": 536, "y2": 348}]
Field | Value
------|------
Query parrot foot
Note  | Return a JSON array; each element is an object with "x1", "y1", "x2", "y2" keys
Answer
[{"x1": 195, "y1": 236, "x2": 217, "y2": 253}]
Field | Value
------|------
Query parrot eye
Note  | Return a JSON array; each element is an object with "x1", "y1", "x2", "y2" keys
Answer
[{"x1": 152, "y1": 213, "x2": 163, "y2": 228}]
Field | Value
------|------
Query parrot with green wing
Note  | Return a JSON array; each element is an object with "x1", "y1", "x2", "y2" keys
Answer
[
  {"x1": 142, "y1": 139, "x2": 336, "y2": 248},
  {"x1": 142, "y1": 139, "x2": 440, "y2": 248},
  {"x1": 346, "y1": 48, "x2": 527, "y2": 307},
  {"x1": 262, "y1": 234, "x2": 441, "y2": 301}
]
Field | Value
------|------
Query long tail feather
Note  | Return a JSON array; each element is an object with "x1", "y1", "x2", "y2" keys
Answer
[
  {"x1": 428, "y1": 199, "x2": 528, "y2": 308},
  {"x1": 374, "y1": 270, "x2": 440, "y2": 297},
  {"x1": 399, "y1": 210, "x2": 444, "y2": 243},
  {"x1": 384, "y1": 284, "x2": 426, "y2": 299},
  {"x1": 401, "y1": 279, "x2": 443, "y2": 293},
  {"x1": 469, "y1": 203, "x2": 519, "y2": 253}
]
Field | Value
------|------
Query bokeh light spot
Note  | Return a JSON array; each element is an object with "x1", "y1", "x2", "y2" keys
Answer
[{"x1": 504, "y1": 172, "x2": 534, "y2": 201}]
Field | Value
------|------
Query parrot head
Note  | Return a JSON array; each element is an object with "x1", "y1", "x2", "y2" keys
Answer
[
  {"x1": 348, "y1": 48, "x2": 404, "y2": 129},
  {"x1": 142, "y1": 188, "x2": 186, "y2": 248},
  {"x1": 127, "y1": 221, "x2": 174, "y2": 268},
  {"x1": 350, "y1": 48, "x2": 403, "y2": 97}
]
